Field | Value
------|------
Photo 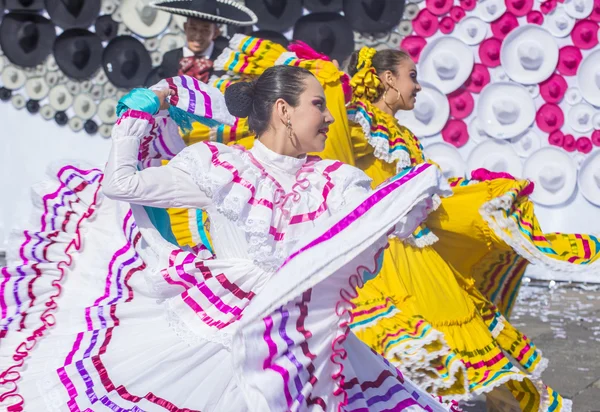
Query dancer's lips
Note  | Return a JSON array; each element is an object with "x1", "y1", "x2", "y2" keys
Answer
[{"x1": 318, "y1": 127, "x2": 329, "y2": 135}]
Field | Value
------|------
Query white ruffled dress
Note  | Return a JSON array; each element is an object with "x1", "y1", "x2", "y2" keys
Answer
[{"x1": 1, "y1": 78, "x2": 451, "y2": 411}]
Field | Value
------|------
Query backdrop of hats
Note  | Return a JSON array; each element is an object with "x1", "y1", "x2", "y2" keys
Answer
[
  {"x1": 0, "y1": 0, "x2": 257, "y2": 136},
  {"x1": 395, "y1": 0, "x2": 600, "y2": 208}
]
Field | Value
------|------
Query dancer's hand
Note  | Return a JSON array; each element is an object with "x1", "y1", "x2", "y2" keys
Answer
[{"x1": 153, "y1": 88, "x2": 174, "y2": 110}]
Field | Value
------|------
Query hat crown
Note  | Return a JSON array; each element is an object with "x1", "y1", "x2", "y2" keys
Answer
[
  {"x1": 18, "y1": 22, "x2": 39, "y2": 53},
  {"x1": 60, "y1": 0, "x2": 84, "y2": 17},
  {"x1": 121, "y1": 49, "x2": 140, "y2": 79},
  {"x1": 539, "y1": 165, "x2": 565, "y2": 192},
  {"x1": 135, "y1": 0, "x2": 158, "y2": 26},
  {"x1": 517, "y1": 40, "x2": 544, "y2": 70},
  {"x1": 433, "y1": 52, "x2": 459, "y2": 80},
  {"x1": 466, "y1": 22, "x2": 479, "y2": 38},
  {"x1": 485, "y1": 2, "x2": 498, "y2": 16},
  {"x1": 263, "y1": 0, "x2": 286, "y2": 18},
  {"x1": 361, "y1": 0, "x2": 386, "y2": 21},
  {"x1": 71, "y1": 38, "x2": 91, "y2": 69},
  {"x1": 593, "y1": 168, "x2": 600, "y2": 188},
  {"x1": 492, "y1": 99, "x2": 519, "y2": 125}
]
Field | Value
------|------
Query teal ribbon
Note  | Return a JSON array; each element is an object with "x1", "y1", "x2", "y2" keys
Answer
[{"x1": 116, "y1": 88, "x2": 160, "y2": 117}]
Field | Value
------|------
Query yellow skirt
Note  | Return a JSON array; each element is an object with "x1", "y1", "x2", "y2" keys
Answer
[{"x1": 351, "y1": 238, "x2": 568, "y2": 410}]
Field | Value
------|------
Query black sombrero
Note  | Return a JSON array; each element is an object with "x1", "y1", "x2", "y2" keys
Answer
[
  {"x1": 245, "y1": 0, "x2": 303, "y2": 32},
  {"x1": 102, "y1": 35, "x2": 152, "y2": 88},
  {"x1": 0, "y1": 12, "x2": 56, "y2": 67},
  {"x1": 151, "y1": 0, "x2": 257, "y2": 26},
  {"x1": 44, "y1": 0, "x2": 101, "y2": 29},
  {"x1": 303, "y1": 0, "x2": 342, "y2": 13},
  {"x1": 292, "y1": 12, "x2": 354, "y2": 63},
  {"x1": 342, "y1": 0, "x2": 405, "y2": 33},
  {"x1": 54, "y1": 29, "x2": 103, "y2": 79}
]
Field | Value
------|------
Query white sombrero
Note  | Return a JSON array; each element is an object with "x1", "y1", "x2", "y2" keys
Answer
[
  {"x1": 2, "y1": 66, "x2": 26, "y2": 90},
  {"x1": 565, "y1": 87, "x2": 583, "y2": 105},
  {"x1": 418, "y1": 36, "x2": 474, "y2": 94},
  {"x1": 475, "y1": 0, "x2": 507, "y2": 22},
  {"x1": 568, "y1": 103, "x2": 595, "y2": 133},
  {"x1": 395, "y1": 81, "x2": 449, "y2": 137},
  {"x1": 578, "y1": 49, "x2": 600, "y2": 107},
  {"x1": 11, "y1": 94, "x2": 26, "y2": 110},
  {"x1": 424, "y1": 142, "x2": 467, "y2": 179},
  {"x1": 25, "y1": 77, "x2": 49, "y2": 100},
  {"x1": 98, "y1": 98, "x2": 118, "y2": 124},
  {"x1": 501, "y1": 25, "x2": 559, "y2": 84},
  {"x1": 120, "y1": 0, "x2": 172, "y2": 38},
  {"x1": 564, "y1": 0, "x2": 594, "y2": 19},
  {"x1": 543, "y1": 6, "x2": 576, "y2": 37},
  {"x1": 73, "y1": 94, "x2": 98, "y2": 120},
  {"x1": 511, "y1": 129, "x2": 541, "y2": 158},
  {"x1": 48, "y1": 84, "x2": 74, "y2": 111},
  {"x1": 455, "y1": 16, "x2": 488, "y2": 45},
  {"x1": 468, "y1": 140, "x2": 523, "y2": 177},
  {"x1": 477, "y1": 82, "x2": 536, "y2": 139},
  {"x1": 578, "y1": 149, "x2": 600, "y2": 206},
  {"x1": 524, "y1": 146, "x2": 578, "y2": 206}
]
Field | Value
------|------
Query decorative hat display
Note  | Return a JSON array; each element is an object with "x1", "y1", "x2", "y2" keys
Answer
[
  {"x1": 475, "y1": 0, "x2": 507, "y2": 22},
  {"x1": 395, "y1": 82, "x2": 450, "y2": 138},
  {"x1": 303, "y1": 0, "x2": 342, "y2": 13},
  {"x1": 523, "y1": 146, "x2": 578, "y2": 206},
  {"x1": 98, "y1": 98, "x2": 118, "y2": 124},
  {"x1": 53, "y1": 29, "x2": 103, "y2": 80},
  {"x1": 441, "y1": 118, "x2": 469, "y2": 147},
  {"x1": 342, "y1": 0, "x2": 405, "y2": 33},
  {"x1": 24, "y1": 77, "x2": 50, "y2": 100},
  {"x1": 477, "y1": 82, "x2": 536, "y2": 139},
  {"x1": 250, "y1": 30, "x2": 289, "y2": 48},
  {"x1": 292, "y1": 12, "x2": 354, "y2": 63},
  {"x1": 464, "y1": 63, "x2": 491, "y2": 93},
  {"x1": 543, "y1": 5, "x2": 576, "y2": 37},
  {"x1": 447, "y1": 88, "x2": 474, "y2": 119},
  {"x1": 468, "y1": 139, "x2": 524, "y2": 178},
  {"x1": 158, "y1": 32, "x2": 185, "y2": 53},
  {"x1": 501, "y1": 25, "x2": 559, "y2": 84},
  {"x1": 468, "y1": 116, "x2": 492, "y2": 143},
  {"x1": 577, "y1": 49, "x2": 600, "y2": 107},
  {"x1": 0, "y1": 13, "x2": 56, "y2": 68},
  {"x1": 578, "y1": 149, "x2": 600, "y2": 206},
  {"x1": 424, "y1": 141, "x2": 467, "y2": 179},
  {"x1": 511, "y1": 129, "x2": 541, "y2": 158},
  {"x1": 418, "y1": 36, "x2": 474, "y2": 94},
  {"x1": 102, "y1": 36, "x2": 152, "y2": 88},
  {"x1": 564, "y1": 0, "x2": 594, "y2": 19},
  {"x1": 44, "y1": 0, "x2": 101, "y2": 29},
  {"x1": 567, "y1": 103, "x2": 595, "y2": 133},
  {"x1": 455, "y1": 16, "x2": 488, "y2": 45},
  {"x1": 73, "y1": 93, "x2": 97, "y2": 119},
  {"x1": 5, "y1": 0, "x2": 44, "y2": 11},
  {"x1": 1, "y1": 66, "x2": 27, "y2": 90},
  {"x1": 570, "y1": 19, "x2": 599, "y2": 49},
  {"x1": 121, "y1": 0, "x2": 171, "y2": 38},
  {"x1": 241, "y1": 0, "x2": 297, "y2": 31},
  {"x1": 48, "y1": 84, "x2": 73, "y2": 111},
  {"x1": 95, "y1": 15, "x2": 119, "y2": 42},
  {"x1": 539, "y1": 73, "x2": 568, "y2": 103}
]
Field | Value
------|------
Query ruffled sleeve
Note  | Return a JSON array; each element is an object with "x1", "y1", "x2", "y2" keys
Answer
[{"x1": 103, "y1": 110, "x2": 212, "y2": 209}]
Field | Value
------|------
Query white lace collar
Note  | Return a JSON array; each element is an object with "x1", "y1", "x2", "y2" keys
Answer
[{"x1": 250, "y1": 140, "x2": 307, "y2": 174}]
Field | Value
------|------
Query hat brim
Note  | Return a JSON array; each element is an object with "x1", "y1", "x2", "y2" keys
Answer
[
  {"x1": 523, "y1": 147, "x2": 577, "y2": 206},
  {"x1": 151, "y1": 0, "x2": 257, "y2": 26},
  {"x1": 578, "y1": 150, "x2": 600, "y2": 207},
  {"x1": 467, "y1": 140, "x2": 523, "y2": 178},
  {"x1": 578, "y1": 49, "x2": 600, "y2": 106},
  {"x1": 45, "y1": 0, "x2": 101, "y2": 29},
  {"x1": 395, "y1": 82, "x2": 450, "y2": 137},
  {"x1": 424, "y1": 142, "x2": 466, "y2": 178}
]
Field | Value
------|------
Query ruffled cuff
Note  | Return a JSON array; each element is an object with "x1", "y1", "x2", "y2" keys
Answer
[{"x1": 113, "y1": 109, "x2": 155, "y2": 142}]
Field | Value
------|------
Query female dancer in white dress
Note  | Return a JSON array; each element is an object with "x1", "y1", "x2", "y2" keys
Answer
[{"x1": 1, "y1": 67, "x2": 452, "y2": 411}]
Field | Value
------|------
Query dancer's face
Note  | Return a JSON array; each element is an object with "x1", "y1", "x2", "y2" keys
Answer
[
  {"x1": 382, "y1": 59, "x2": 421, "y2": 113},
  {"x1": 284, "y1": 75, "x2": 335, "y2": 154}
]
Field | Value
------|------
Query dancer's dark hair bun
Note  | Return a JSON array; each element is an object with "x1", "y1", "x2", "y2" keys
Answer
[{"x1": 225, "y1": 81, "x2": 255, "y2": 118}]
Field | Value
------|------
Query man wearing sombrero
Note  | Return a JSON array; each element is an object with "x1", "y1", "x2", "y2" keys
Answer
[{"x1": 150, "y1": 0, "x2": 257, "y2": 83}]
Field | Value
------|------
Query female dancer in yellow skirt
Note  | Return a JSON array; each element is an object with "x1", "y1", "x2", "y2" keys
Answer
[{"x1": 154, "y1": 36, "x2": 594, "y2": 410}]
